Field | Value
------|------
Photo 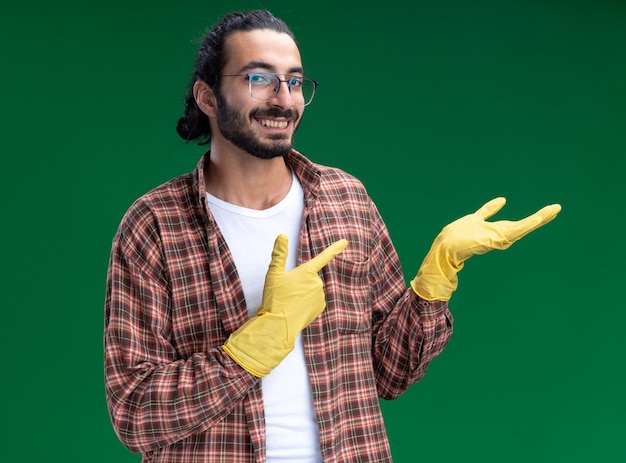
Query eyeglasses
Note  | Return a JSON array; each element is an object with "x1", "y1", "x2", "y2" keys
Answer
[{"x1": 222, "y1": 72, "x2": 318, "y2": 106}]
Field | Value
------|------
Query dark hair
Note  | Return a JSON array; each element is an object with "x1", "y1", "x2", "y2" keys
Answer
[{"x1": 175, "y1": 10, "x2": 296, "y2": 144}]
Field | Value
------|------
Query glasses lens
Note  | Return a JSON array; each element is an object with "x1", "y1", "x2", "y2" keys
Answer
[
  {"x1": 248, "y1": 73, "x2": 278, "y2": 102},
  {"x1": 287, "y1": 77, "x2": 316, "y2": 106},
  {"x1": 299, "y1": 78, "x2": 316, "y2": 106}
]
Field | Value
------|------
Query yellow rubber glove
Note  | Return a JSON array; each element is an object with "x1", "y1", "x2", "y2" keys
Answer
[
  {"x1": 411, "y1": 197, "x2": 561, "y2": 301},
  {"x1": 222, "y1": 234, "x2": 348, "y2": 377}
]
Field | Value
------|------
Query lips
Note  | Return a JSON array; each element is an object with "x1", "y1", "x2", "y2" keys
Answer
[{"x1": 250, "y1": 108, "x2": 299, "y2": 130}]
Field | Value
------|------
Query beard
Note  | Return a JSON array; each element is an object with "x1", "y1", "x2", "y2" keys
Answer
[{"x1": 215, "y1": 92, "x2": 301, "y2": 160}]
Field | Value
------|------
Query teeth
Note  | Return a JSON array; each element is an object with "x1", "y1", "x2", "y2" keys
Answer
[{"x1": 259, "y1": 119, "x2": 288, "y2": 129}]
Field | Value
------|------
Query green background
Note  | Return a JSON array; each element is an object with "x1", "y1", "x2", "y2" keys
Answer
[{"x1": 2, "y1": 0, "x2": 624, "y2": 461}]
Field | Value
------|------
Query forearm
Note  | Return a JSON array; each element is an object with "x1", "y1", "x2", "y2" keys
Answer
[
  {"x1": 365, "y1": 207, "x2": 453, "y2": 398},
  {"x1": 372, "y1": 289, "x2": 453, "y2": 399},
  {"x1": 105, "y1": 343, "x2": 258, "y2": 453},
  {"x1": 104, "y1": 234, "x2": 257, "y2": 454}
]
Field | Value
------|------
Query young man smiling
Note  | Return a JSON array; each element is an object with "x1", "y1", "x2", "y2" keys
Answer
[
  {"x1": 192, "y1": 27, "x2": 304, "y2": 208},
  {"x1": 104, "y1": 10, "x2": 561, "y2": 463}
]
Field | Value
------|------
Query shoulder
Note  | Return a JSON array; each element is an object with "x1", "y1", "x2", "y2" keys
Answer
[
  {"x1": 318, "y1": 163, "x2": 366, "y2": 188},
  {"x1": 316, "y1": 164, "x2": 371, "y2": 204},
  {"x1": 289, "y1": 150, "x2": 370, "y2": 201},
  {"x1": 115, "y1": 172, "x2": 198, "y2": 244}
]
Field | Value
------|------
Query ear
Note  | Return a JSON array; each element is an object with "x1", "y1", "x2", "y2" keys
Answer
[{"x1": 193, "y1": 80, "x2": 218, "y2": 117}]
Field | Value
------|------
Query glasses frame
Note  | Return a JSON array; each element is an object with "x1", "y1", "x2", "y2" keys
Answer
[{"x1": 222, "y1": 72, "x2": 319, "y2": 106}]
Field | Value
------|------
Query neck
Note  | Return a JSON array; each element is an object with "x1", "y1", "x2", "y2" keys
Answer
[{"x1": 204, "y1": 144, "x2": 293, "y2": 210}]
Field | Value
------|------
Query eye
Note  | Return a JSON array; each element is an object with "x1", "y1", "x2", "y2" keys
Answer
[
  {"x1": 288, "y1": 76, "x2": 303, "y2": 88},
  {"x1": 248, "y1": 72, "x2": 274, "y2": 86}
]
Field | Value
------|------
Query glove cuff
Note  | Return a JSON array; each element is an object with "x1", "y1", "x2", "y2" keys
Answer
[
  {"x1": 221, "y1": 314, "x2": 296, "y2": 378},
  {"x1": 221, "y1": 343, "x2": 269, "y2": 378},
  {"x1": 410, "y1": 243, "x2": 463, "y2": 301}
]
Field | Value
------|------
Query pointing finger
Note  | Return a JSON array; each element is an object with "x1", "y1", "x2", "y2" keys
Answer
[{"x1": 305, "y1": 239, "x2": 349, "y2": 273}]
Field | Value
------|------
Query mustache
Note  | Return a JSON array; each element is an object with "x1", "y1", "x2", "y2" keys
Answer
[{"x1": 250, "y1": 107, "x2": 300, "y2": 121}]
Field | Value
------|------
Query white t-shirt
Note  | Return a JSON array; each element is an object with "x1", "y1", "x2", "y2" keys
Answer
[{"x1": 206, "y1": 173, "x2": 323, "y2": 463}]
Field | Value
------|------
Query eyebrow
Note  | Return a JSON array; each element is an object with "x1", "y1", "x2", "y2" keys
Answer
[{"x1": 237, "y1": 61, "x2": 305, "y2": 75}]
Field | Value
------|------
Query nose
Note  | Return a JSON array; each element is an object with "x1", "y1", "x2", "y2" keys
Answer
[{"x1": 270, "y1": 80, "x2": 295, "y2": 108}]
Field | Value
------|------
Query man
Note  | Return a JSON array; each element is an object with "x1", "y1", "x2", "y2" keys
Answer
[{"x1": 104, "y1": 9, "x2": 560, "y2": 462}]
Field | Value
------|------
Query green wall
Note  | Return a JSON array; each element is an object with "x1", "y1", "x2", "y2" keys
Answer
[{"x1": 2, "y1": 0, "x2": 624, "y2": 461}]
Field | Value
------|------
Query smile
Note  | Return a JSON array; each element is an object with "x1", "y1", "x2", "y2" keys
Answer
[{"x1": 257, "y1": 119, "x2": 289, "y2": 129}]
